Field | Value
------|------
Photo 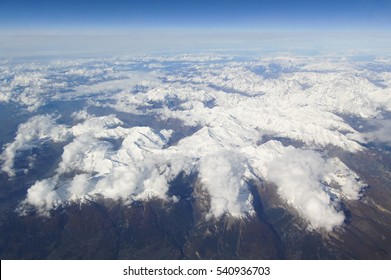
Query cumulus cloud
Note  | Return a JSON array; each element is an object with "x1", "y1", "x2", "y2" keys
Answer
[
  {"x1": 199, "y1": 152, "x2": 252, "y2": 218},
  {"x1": 68, "y1": 174, "x2": 91, "y2": 198},
  {"x1": 0, "y1": 115, "x2": 69, "y2": 176},
  {"x1": 25, "y1": 177, "x2": 60, "y2": 215},
  {"x1": 264, "y1": 149, "x2": 345, "y2": 231},
  {"x1": 57, "y1": 134, "x2": 113, "y2": 174},
  {"x1": 93, "y1": 165, "x2": 141, "y2": 200}
]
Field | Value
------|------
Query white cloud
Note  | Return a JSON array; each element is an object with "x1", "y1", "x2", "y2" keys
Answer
[
  {"x1": 264, "y1": 149, "x2": 345, "y2": 231},
  {"x1": 56, "y1": 134, "x2": 113, "y2": 174},
  {"x1": 68, "y1": 173, "x2": 91, "y2": 199},
  {"x1": 325, "y1": 158, "x2": 365, "y2": 200},
  {"x1": 243, "y1": 141, "x2": 365, "y2": 230},
  {"x1": 362, "y1": 119, "x2": 391, "y2": 145},
  {"x1": 93, "y1": 165, "x2": 141, "y2": 200},
  {"x1": 25, "y1": 177, "x2": 60, "y2": 215},
  {"x1": 136, "y1": 168, "x2": 169, "y2": 201},
  {"x1": 0, "y1": 115, "x2": 69, "y2": 176},
  {"x1": 199, "y1": 152, "x2": 252, "y2": 219},
  {"x1": 72, "y1": 73, "x2": 159, "y2": 99}
]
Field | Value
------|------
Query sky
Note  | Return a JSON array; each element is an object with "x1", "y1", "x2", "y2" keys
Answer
[
  {"x1": 0, "y1": 0, "x2": 390, "y2": 57},
  {"x1": 1, "y1": 0, "x2": 391, "y2": 31}
]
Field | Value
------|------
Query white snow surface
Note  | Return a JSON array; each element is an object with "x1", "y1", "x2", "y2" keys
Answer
[{"x1": 1, "y1": 54, "x2": 389, "y2": 230}]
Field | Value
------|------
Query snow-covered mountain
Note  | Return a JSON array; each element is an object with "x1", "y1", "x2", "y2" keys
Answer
[{"x1": 1, "y1": 54, "x2": 390, "y2": 235}]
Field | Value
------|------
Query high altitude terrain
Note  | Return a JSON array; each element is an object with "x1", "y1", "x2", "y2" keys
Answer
[{"x1": 0, "y1": 54, "x2": 390, "y2": 259}]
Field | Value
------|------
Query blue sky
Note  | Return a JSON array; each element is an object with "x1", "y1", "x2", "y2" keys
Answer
[
  {"x1": 1, "y1": 1, "x2": 390, "y2": 57},
  {"x1": 1, "y1": 0, "x2": 391, "y2": 30}
]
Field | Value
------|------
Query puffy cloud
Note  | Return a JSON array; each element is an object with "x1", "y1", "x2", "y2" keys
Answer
[
  {"x1": 242, "y1": 140, "x2": 365, "y2": 230},
  {"x1": 264, "y1": 149, "x2": 345, "y2": 230},
  {"x1": 68, "y1": 174, "x2": 91, "y2": 198},
  {"x1": 56, "y1": 134, "x2": 113, "y2": 174},
  {"x1": 199, "y1": 152, "x2": 252, "y2": 218},
  {"x1": 135, "y1": 168, "x2": 170, "y2": 201},
  {"x1": 25, "y1": 177, "x2": 60, "y2": 215},
  {"x1": 93, "y1": 165, "x2": 141, "y2": 200},
  {"x1": 0, "y1": 115, "x2": 69, "y2": 176}
]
